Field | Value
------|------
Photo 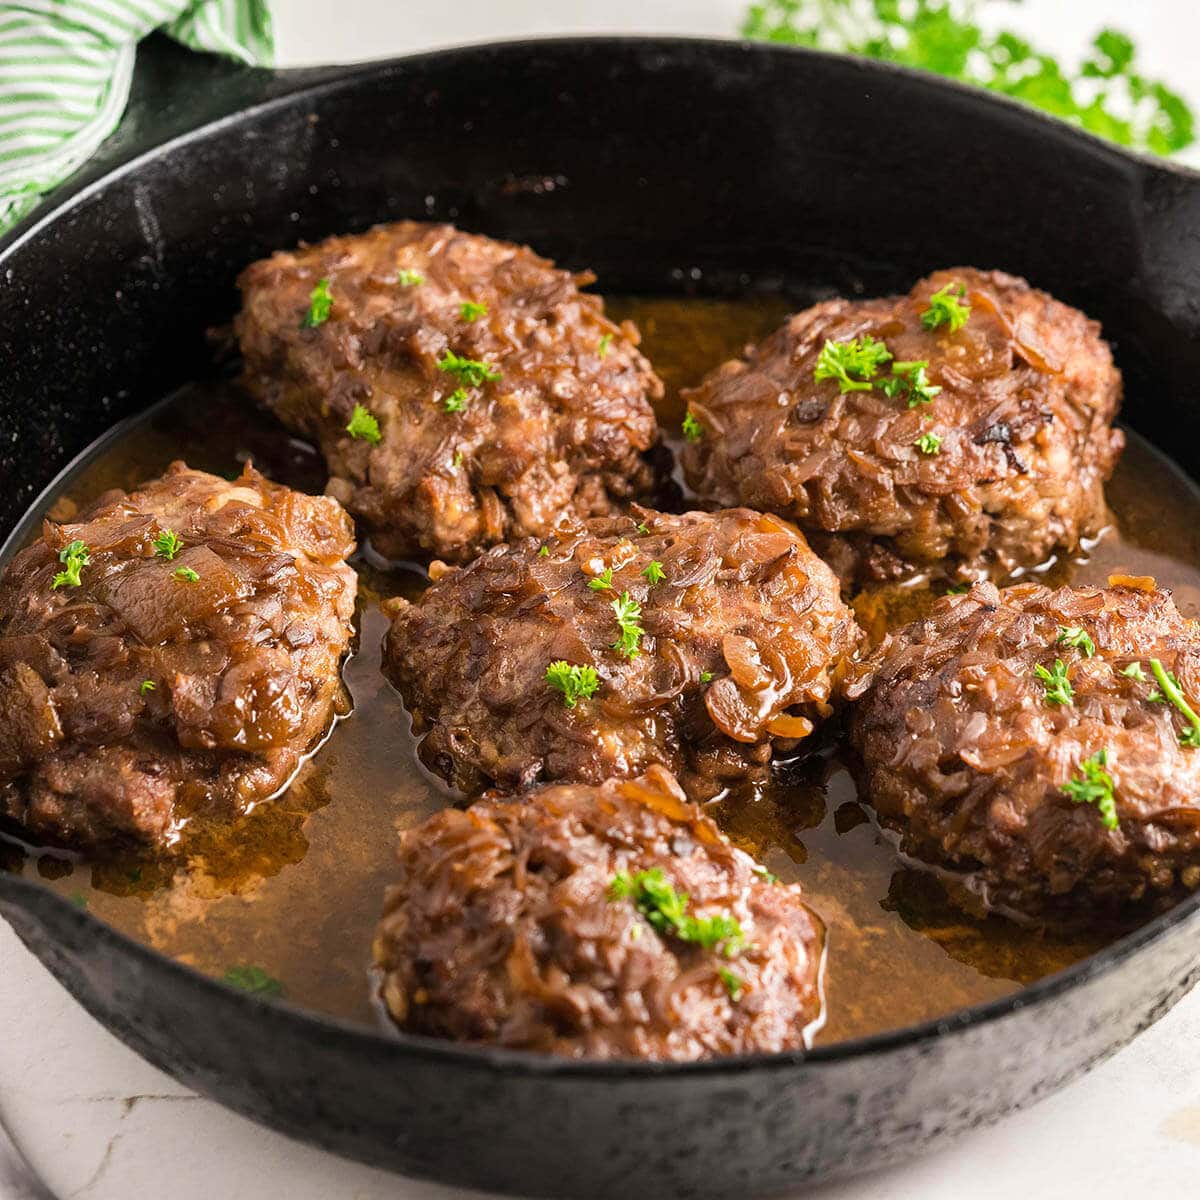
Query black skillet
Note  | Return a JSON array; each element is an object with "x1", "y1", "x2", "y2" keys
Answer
[{"x1": 3, "y1": 34, "x2": 1200, "y2": 1200}]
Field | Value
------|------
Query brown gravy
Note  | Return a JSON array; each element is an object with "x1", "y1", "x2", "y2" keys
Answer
[{"x1": 5, "y1": 294, "x2": 1200, "y2": 1046}]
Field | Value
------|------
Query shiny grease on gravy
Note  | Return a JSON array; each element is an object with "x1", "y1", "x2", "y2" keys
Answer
[{"x1": 5, "y1": 294, "x2": 1200, "y2": 1045}]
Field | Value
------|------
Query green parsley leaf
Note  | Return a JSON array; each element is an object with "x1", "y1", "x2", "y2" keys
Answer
[
  {"x1": 346, "y1": 403, "x2": 382, "y2": 445},
  {"x1": 642, "y1": 560, "x2": 666, "y2": 586},
  {"x1": 718, "y1": 967, "x2": 745, "y2": 1001},
  {"x1": 607, "y1": 866, "x2": 745, "y2": 956},
  {"x1": 944, "y1": 582, "x2": 970, "y2": 595},
  {"x1": 635, "y1": 521, "x2": 650, "y2": 535},
  {"x1": 538, "y1": 544, "x2": 550, "y2": 557},
  {"x1": 598, "y1": 333, "x2": 613, "y2": 358},
  {"x1": 914, "y1": 431, "x2": 942, "y2": 455},
  {"x1": 881, "y1": 360, "x2": 942, "y2": 407},
  {"x1": 459, "y1": 300, "x2": 488, "y2": 322},
  {"x1": 1121, "y1": 662, "x2": 1147, "y2": 681},
  {"x1": 397, "y1": 269, "x2": 424, "y2": 287},
  {"x1": 437, "y1": 350, "x2": 501, "y2": 386},
  {"x1": 1061, "y1": 748, "x2": 1118, "y2": 830},
  {"x1": 752, "y1": 863, "x2": 779, "y2": 884},
  {"x1": 153, "y1": 529, "x2": 183, "y2": 560},
  {"x1": 921, "y1": 282, "x2": 971, "y2": 332},
  {"x1": 700, "y1": 670, "x2": 714, "y2": 684},
  {"x1": 1057, "y1": 625, "x2": 1097, "y2": 657},
  {"x1": 452, "y1": 450, "x2": 464, "y2": 470},
  {"x1": 611, "y1": 591, "x2": 644, "y2": 659},
  {"x1": 139, "y1": 680, "x2": 156, "y2": 695},
  {"x1": 588, "y1": 567, "x2": 615, "y2": 592},
  {"x1": 682, "y1": 411, "x2": 705, "y2": 442},
  {"x1": 173, "y1": 566, "x2": 200, "y2": 583},
  {"x1": 443, "y1": 388, "x2": 469, "y2": 413},
  {"x1": 545, "y1": 660, "x2": 600, "y2": 707},
  {"x1": 1149, "y1": 658, "x2": 1200, "y2": 748},
  {"x1": 51, "y1": 539, "x2": 90, "y2": 590},
  {"x1": 223, "y1": 965, "x2": 284, "y2": 997},
  {"x1": 301, "y1": 277, "x2": 333, "y2": 328},
  {"x1": 1034, "y1": 659, "x2": 1073, "y2": 706},
  {"x1": 814, "y1": 335, "x2": 892, "y2": 393}
]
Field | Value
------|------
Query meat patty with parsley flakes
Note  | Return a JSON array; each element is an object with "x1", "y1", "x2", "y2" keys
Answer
[
  {"x1": 382, "y1": 507, "x2": 862, "y2": 798},
  {"x1": 845, "y1": 577, "x2": 1200, "y2": 918},
  {"x1": 0, "y1": 462, "x2": 356, "y2": 848},
  {"x1": 373, "y1": 765, "x2": 825, "y2": 1059},
  {"x1": 234, "y1": 221, "x2": 665, "y2": 564},
  {"x1": 681, "y1": 268, "x2": 1123, "y2": 588}
]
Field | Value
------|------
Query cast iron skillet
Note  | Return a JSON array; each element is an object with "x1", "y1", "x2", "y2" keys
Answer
[{"x1": 3, "y1": 34, "x2": 1200, "y2": 1200}]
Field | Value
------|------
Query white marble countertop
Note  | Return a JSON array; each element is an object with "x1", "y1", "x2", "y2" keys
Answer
[{"x1": 4, "y1": 2, "x2": 1200, "y2": 1196}]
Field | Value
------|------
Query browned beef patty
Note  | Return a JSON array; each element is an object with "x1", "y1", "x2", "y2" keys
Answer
[
  {"x1": 373, "y1": 766, "x2": 825, "y2": 1059},
  {"x1": 234, "y1": 221, "x2": 664, "y2": 564},
  {"x1": 681, "y1": 268, "x2": 1123, "y2": 587},
  {"x1": 0, "y1": 462, "x2": 357, "y2": 848},
  {"x1": 382, "y1": 507, "x2": 862, "y2": 798},
  {"x1": 845, "y1": 579, "x2": 1200, "y2": 916}
]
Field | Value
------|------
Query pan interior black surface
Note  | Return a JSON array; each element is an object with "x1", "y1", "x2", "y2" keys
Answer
[
  {"x1": 6, "y1": 288, "x2": 1200, "y2": 1049},
  {"x1": 4, "y1": 35, "x2": 1200, "y2": 1200}
]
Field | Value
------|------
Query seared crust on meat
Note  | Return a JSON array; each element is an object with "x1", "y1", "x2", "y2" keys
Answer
[
  {"x1": 846, "y1": 579, "x2": 1200, "y2": 916},
  {"x1": 234, "y1": 221, "x2": 664, "y2": 563},
  {"x1": 373, "y1": 766, "x2": 825, "y2": 1059},
  {"x1": 382, "y1": 507, "x2": 862, "y2": 797},
  {"x1": 0, "y1": 462, "x2": 356, "y2": 848},
  {"x1": 682, "y1": 268, "x2": 1124, "y2": 586}
]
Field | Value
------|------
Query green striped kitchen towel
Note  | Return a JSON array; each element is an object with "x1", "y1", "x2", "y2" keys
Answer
[{"x1": 0, "y1": 0, "x2": 273, "y2": 234}]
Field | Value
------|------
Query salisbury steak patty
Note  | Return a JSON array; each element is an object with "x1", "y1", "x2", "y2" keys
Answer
[
  {"x1": 846, "y1": 579, "x2": 1200, "y2": 916},
  {"x1": 0, "y1": 462, "x2": 356, "y2": 848},
  {"x1": 235, "y1": 221, "x2": 664, "y2": 563},
  {"x1": 383, "y1": 508, "x2": 861, "y2": 796},
  {"x1": 374, "y1": 766, "x2": 825, "y2": 1059},
  {"x1": 681, "y1": 268, "x2": 1123, "y2": 586}
]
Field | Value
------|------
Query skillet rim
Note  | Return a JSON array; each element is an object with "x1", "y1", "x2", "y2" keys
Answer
[{"x1": 2, "y1": 32, "x2": 1200, "y2": 1079}]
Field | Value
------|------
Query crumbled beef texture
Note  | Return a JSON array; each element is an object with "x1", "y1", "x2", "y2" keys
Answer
[
  {"x1": 234, "y1": 221, "x2": 665, "y2": 564},
  {"x1": 845, "y1": 578, "x2": 1200, "y2": 916},
  {"x1": 382, "y1": 507, "x2": 862, "y2": 798},
  {"x1": 0, "y1": 462, "x2": 356, "y2": 848},
  {"x1": 374, "y1": 766, "x2": 825, "y2": 1059},
  {"x1": 681, "y1": 268, "x2": 1124, "y2": 587}
]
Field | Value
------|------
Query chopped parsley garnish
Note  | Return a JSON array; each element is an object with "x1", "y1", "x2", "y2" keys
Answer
[
  {"x1": 1061, "y1": 748, "x2": 1118, "y2": 830},
  {"x1": 346, "y1": 403, "x2": 382, "y2": 445},
  {"x1": 752, "y1": 863, "x2": 779, "y2": 884},
  {"x1": 914, "y1": 431, "x2": 942, "y2": 455},
  {"x1": 396, "y1": 269, "x2": 424, "y2": 287},
  {"x1": 223, "y1": 965, "x2": 284, "y2": 997},
  {"x1": 139, "y1": 680, "x2": 156, "y2": 695},
  {"x1": 718, "y1": 967, "x2": 745, "y2": 1002},
  {"x1": 610, "y1": 592, "x2": 644, "y2": 659},
  {"x1": 1057, "y1": 625, "x2": 1096, "y2": 657},
  {"x1": 814, "y1": 335, "x2": 892, "y2": 393},
  {"x1": 1121, "y1": 662, "x2": 1148, "y2": 681},
  {"x1": 700, "y1": 670, "x2": 714, "y2": 683},
  {"x1": 538, "y1": 544, "x2": 550, "y2": 557},
  {"x1": 443, "y1": 388, "x2": 469, "y2": 413},
  {"x1": 921, "y1": 282, "x2": 971, "y2": 332},
  {"x1": 881, "y1": 360, "x2": 942, "y2": 407},
  {"x1": 682, "y1": 411, "x2": 705, "y2": 442},
  {"x1": 459, "y1": 300, "x2": 488, "y2": 322},
  {"x1": 598, "y1": 333, "x2": 613, "y2": 358},
  {"x1": 944, "y1": 582, "x2": 970, "y2": 595},
  {"x1": 173, "y1": 566, "x2": 200, "y2": 583},
  {"x1": 452, "y1": 450, "x2": 464, "y2": 469},
  {"x1": 51, "y1": 539, "x2": 90, "y2": 590},
  {"x1": 437, "y1": 350, "x2": 501, "y2": 386},
  {"x1": 608, "y1": 867, "x2": 745, "y2": 956},
  {"x1": 545, "y1": 661, "x2": 600, "y2": 707},
  {"x1": 588, "y1": 567, "x2": 615, "y2": 592},
  {"x1": 1034, "y1": 659, "x2": 1073, "y2": 706},
  {"x1": 153, "y1": 529, "x2": 183, "y2": 560},
  {"x1": 301, "y1": 277, "x2": 332, "y2": 328},
  {"x1": 1149, "y1": 658, "x2": 1200, "y2": 747},
  {"x1": 635, "y1": 521, "x2": 650, "y2": 535},
  {"x1": 642, "y1": 560, "x2": 666, "y2": 586}
]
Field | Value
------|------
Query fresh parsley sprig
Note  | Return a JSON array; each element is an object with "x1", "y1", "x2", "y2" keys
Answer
[
  {"x1": 682, "y1": 411, "x2": 705, "y2": 442},
  {"x1": 545, "y1": 661, "x2": 600, "y2": 707},
  {"x1": 153, "y1": 529, "x2": 183, "y2": 560},
  {"x1": 610, "y1": 592, "x2": 644, "y2": 659},
  {"x1": 1061, "y1": 748, "x2": 1118, "y2": 830},
  {"x1": 346, "y1": 403, "x2": 382, "y2": 445},
  {"x1": 438, "y1": 351, "x2": 501, "y2": 386},
  {"x1": 881, "y1": 360, "x2": 941, "y2": 407},
  {"x1": 301, "y1": 277, "x2": 332, "y2": 328},
  {"x1": 588, "y1": 568, "x2": 615, "y2": 593},
  {"x1": 1057, "y1": 625, "x2": 1096, "y2": 657},
  {"x1": 459, "y1": 301, "x2": 488, "y2": 322},
  {"x1": 608, "y1": 867, "x2": 745, "y2": 956},
  {"x1": 921, "y1": 282, "x2": 971, "y2": 332},
  {"x1": 814, "y1": 335, "x2": 892, "y2": 393},
  {"x1": 51, "y1": 539, "x2": 89, "y2": 590},
  {"x1": 642, "y1": 560, "x2": 666, "y2": 586},
  {"x1": 1035, "y1": 659, "x2": 1073, "y2": 706},
  {"x1": 1149, "y1": 658, "x2": 1200, "y2": 748}
]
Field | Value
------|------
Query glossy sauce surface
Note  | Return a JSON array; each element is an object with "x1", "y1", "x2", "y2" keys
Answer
[{"x1": 5, "y1": 295, "x2": 1200, "y2": 1045}]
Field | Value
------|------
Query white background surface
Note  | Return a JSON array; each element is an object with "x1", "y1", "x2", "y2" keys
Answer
[{"x1": 4, "y1": 2, "x2": 1200, "y2": 1197}]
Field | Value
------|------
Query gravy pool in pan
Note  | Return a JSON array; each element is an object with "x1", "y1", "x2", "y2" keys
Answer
[{"x1": 3, "y1": 292, "x2": 1200, "y2": 1047}]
